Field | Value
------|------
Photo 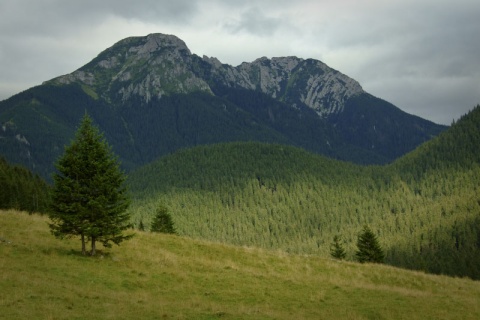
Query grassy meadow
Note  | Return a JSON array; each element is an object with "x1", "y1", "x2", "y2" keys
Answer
[{"x1": 1, "y1": 210, "x2": 479, "y2": 319}]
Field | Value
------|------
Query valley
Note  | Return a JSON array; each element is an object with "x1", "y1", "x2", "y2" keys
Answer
[{"x1": 127, "y1": 106, "x2": 480, "y2": 279}]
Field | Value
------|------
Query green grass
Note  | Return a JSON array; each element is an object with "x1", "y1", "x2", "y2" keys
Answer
[{"x1": 1, "y1": 210, "x2": 479, "y2": 319}]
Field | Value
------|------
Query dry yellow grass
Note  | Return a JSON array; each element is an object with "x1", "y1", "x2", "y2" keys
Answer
[{"x1": 1, "y1": 209, "x2": 479, "y2": 319}]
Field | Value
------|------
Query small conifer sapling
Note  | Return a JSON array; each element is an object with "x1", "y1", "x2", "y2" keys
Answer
[
  {"x1": 151, "y1": 205, "x2": 176, "y2": 234},
  {"x1": 330, "y1": 235, "x2": 347, "y2": 260},
  {"x1": 355, "y1": 226, "x2": 385, "y2": 263}
]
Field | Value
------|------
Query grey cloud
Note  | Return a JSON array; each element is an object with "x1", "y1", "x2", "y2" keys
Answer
[
  {"x1": 223, "y1": 7, "x2": 283, "y2": 36},
  {"x1": 312, "y1": 1, "x2": 480, "y2": 124},
  {"x1": 353, "y1": 2, "x2": 478, "y2": 80},
  {"x1": 0, "y1": 0, "x2": 198, "y2": 38},
  {"x1": 0, "y1": 0, "x2": 201, "y2": 99},
  {"x1": 98, "y1": 0, "x2": 199, "y2": 23},
  {"x1": 370, "y1": 77, "x2": 478, "y2": 125}
]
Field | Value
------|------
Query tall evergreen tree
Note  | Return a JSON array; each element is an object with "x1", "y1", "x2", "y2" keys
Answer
[
  {"x1": 355, "y1": 226, "x2": 384, "y2": 263},
  {"x1": 330, "y1": 235, "x2": 347, "y2": 260},
  {"x1": 49, "y1": 113, "x2": 132, "y2": 255}
]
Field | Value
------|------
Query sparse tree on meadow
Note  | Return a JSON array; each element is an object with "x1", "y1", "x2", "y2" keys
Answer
[
  {"x1": 49, "y1": 113, "x2": 132, "y2": 255},
  {"x1": 355, "y1": 226, "x2": 384, "y2": 263},
  {"x1": 151, "y1": 205, "x2": 176, "y2": 234},
  {"x1": 330, "y1": 235, "x2": 347, "y2": 260}
]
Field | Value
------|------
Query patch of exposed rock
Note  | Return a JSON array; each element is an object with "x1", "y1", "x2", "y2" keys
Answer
[
  {"x1": 202, "y1": 55, "x2": 364, "y2": 117},
  {"x1": 46, "y1": 33, "x2": 363, "y2": 116}
]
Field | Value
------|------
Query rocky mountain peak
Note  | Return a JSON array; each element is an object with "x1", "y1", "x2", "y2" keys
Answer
[
  {"x1": 131, "y1": 33, "x2": 191, "y2": 56},
  {"x1": 48, "y1": 33, "x2": 211, "y2": 103},
  {"x1": 47, "y1": 33, "x2": 363, "y2": 117},
  {"x1": 202, "y1": 55, "x2": 364, "y2": 117}
]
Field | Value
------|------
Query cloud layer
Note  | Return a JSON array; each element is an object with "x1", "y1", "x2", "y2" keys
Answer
[{"x1": 1, "y1": 0, "x2": 478, "y2": 124}]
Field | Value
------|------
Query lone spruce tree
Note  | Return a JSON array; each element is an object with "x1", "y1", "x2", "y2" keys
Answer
[
  {"x1": 49, "y1": 113, "x2": 132, "y2": 255},
  {"x1": 355, "y1": 226, "x2": 384, "y2": 263}
]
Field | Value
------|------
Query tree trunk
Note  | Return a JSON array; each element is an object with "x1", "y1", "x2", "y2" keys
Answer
[
  {"x1": 91, "y1": 237, "x2": 96, "y2": 256},
  {"x1": 81, "y1": 233, "x2": 86, "y2": 255}
]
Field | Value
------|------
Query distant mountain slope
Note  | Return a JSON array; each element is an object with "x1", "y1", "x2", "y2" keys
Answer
[
  {"x1": 392, "y1": 105, "x2": 480, "y2": 175},
  {"x1": 127, "y1": 106, "x2": 480, "y2": 279},
  {"x1": 0, "y1": 33, "x2": 446, "y2": 179},
  {"x1": 330, "y1": 93, "x2": 447, "y2": 160}
]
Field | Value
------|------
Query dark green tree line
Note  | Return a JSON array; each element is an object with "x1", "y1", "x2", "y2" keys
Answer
[{"x1": 0, "y1": 157, "x2": 51, "y2": 213}]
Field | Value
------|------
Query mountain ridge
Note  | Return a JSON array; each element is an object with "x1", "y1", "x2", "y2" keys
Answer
[
  {"x1": 47, "y1": 33, "x2": 365, "y2": 117},
  {"x1": 1, "y1": 33, "x2": 446, "y2": 179}
]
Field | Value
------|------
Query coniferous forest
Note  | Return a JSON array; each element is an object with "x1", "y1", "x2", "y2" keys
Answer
[
  {"x1": 127, "y1": 106, "x2": 480, "y2": 279},
  {"x1": 0, "y1": 157, "x2": 50, "y2": 213},
  {"x1": 1, "y1": 106, "x2": 479, "y2": 279}
]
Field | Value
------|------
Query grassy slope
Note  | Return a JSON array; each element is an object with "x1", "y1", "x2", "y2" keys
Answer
[{"x1": 1, "y1": 210, "x2": 479, "y2": 320}]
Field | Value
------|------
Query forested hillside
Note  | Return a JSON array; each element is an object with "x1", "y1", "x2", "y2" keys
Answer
[
  {"x1": 128, "y1": 106, "x2": 480, "y2": 279},
  {"x1": 393, "y1": 105, "x2": 480, "y2": 175},
  {"x1": 0, "y1": 157, "x2": 50, "y2": 213}
]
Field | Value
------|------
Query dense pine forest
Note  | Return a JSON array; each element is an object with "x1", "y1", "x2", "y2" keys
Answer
[
  {"x1": 0, "y1": 157, "x2": 51, "y2": 213},
  {"x1": 128, "y1": 106, "x2": 480, "y2": 279}
]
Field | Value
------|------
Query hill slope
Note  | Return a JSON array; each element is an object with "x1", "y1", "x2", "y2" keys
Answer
[
  {"x1": 0, "y1": 33, "x2": 446, "y2": 180},
  {"x1": 127, "y1": 106, "x2": 480, "y2": 279},
  {"x1": 1, "y1": 210, "x2": 479, "y2": 319}
]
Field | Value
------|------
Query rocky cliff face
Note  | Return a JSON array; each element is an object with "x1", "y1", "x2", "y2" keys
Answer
[
  {"x1": 203, "y1": 55, "x2": 364, "y2": 117},
  {"x1": 49, "y1": 33, "x2": 363, "y2": 118}
]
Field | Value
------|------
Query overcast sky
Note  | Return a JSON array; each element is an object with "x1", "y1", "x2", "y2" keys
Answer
[{"x1": 1, "y1": 0, "x2": 479, "y2": 125}]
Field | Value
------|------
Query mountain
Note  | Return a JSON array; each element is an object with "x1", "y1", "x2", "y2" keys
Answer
[
  {"x1": 127, "y1": 106, "x2": 480, "y2": 279},
  {"x1": 0, "y1": 33, "x2": 446, "y2": 179}
]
